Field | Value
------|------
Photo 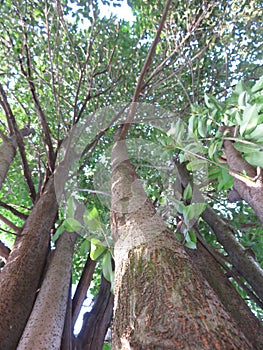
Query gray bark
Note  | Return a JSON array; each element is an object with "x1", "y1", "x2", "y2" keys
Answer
[{"x1": 17, "y1": 231, "x2": 77, "y2": 350}]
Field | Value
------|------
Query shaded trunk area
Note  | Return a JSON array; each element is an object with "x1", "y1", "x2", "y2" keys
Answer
[
  {"x1": 110, "y1": 139, "x2": 252, "y2": 349},
  {"x1": 76, "y1": 275, "x2": 114, "y2": 350}
]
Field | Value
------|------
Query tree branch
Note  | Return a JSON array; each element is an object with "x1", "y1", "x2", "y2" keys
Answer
[
  {"x1": 72, "y1": 255, "x2": 97, "y2": 326},
  {"x1": 117, "y1": 0, "x2": 172, "y2": 141},
  {"x1": 0, "y1": 84, "x2": 36, "y2": 201}
]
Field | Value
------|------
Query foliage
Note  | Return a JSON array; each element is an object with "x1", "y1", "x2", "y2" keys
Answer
[{"x1": 0, "y1": 0, "x2": 263, "y2": 346}]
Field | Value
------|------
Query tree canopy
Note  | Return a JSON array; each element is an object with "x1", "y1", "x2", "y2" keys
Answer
[{"x1": 0, "y1": 0, "x2": 262, "y2": 349}]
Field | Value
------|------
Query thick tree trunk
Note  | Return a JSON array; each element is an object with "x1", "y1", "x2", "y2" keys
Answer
[
  {"x1": 17, "y1": 231, "x2": 77, "y2": 349},
  {"x1": 110, "y1": 140, "x2": 252, "y2": 349},
  {"x1": 0, "y1": 178, "x2": 58, "y2": 350},
  {"x1": 187, "y1": 240, "x2": 263, "y2": 349}
]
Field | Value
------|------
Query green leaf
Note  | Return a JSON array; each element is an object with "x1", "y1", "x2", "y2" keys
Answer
[
  {"x1": 197, "y1": 118, "x2": 207, "y2": 137},
  {"x1": 188, "y1": 114, "x2": 197, "y2": 135},
  {"x1": 240, "y1": 105, "x2": 259, "y2": 136},
  {"x1": 238, "y1": 91, "x2": 250, "y2": 107},
  {"x1": 67, "y1": 196, "x2": 75, "y2": 218},
  {"x1": 90, "y1": 238, "x2": 107, "y2": 260},
  {"x1": 183, "y1": 203, "x2": 206, "y2": 225},
  {"x1": 64, "y1": 218, "x2": 82, "y2": 232},
  {"x1": 244, "y1": 152, "x2": 263, "y2": 168},
  {"x1": 251, "y1": 76, "x2": 263, "y2": 93},
  {"x1": 172, "y1": 199, "x2": 185, "y2": 214},
  {"x1": 217, "y1": 168, "x2": 233, "y2": 191},
  {"x1": 79, "y1": 239, "x2": 91, "y2": 255},
  {"x1": 185, "y1": 240, "x2": 197, "y2": 249},
  {"x1": 208, "y1": 140, "x2": 222, "y2": 159},
  {"x1": 183, "y1": 183, "x2": 192, "y2": 201},
  {"x1": 249, "y1": 123, "x2": 263, "y2": 142},
  {"x1": 52, "y1": 224, "x2": 65, "y2": 243},
  {"x1": 188, "y1": 229, "x2": 197, "y2": 243},
  {"x1": 233, "y1": 141, "x2": 262, "y2": 154},
  {"x1": 235, "y1": 81, "x2": 246, "y2": 95},
  {"x1": 184, "y1": 230, "x2": 197, "y2": 249},
  {"x1": 102, "y1": 251, "x2": 114, "y2": 283},
  {"x1": 84, "y1": 207, "x2": 102, "y2": 232}
]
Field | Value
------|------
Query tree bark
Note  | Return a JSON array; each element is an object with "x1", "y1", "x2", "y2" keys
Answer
[
  {"x1": 0, "y1": 239, "x2": 11, "y2": 261},
  {"x1": 72, "y1": 255, "x2": 97, "y2": 326},
  {"x1": 202, "y1": 205, "x2": 263, "y2": 303},
  {"x1": 187, "y1": 240, "x2": 263, "y2": 350},
  {"x1": 0, "y1": 178, "x2": 58, "y2": 350},
  {"x1": 110, "y1": 139, "x2": 253, "y2": 349},
  {"x1": 17, "y1": 231, "x2": 77, "y2": 350},
  {"x1": 223, "y1": 137, "x2": 263, "y2": 223},
  {"x1": 175, "y1": 160, "x2": 263, "y2": 304},
  {"x1": 76, "y1": 275, "x2": 114, "y2": 350},
  {"x1": 0, "y1": 135, "x2": 16, "y2": 191}
]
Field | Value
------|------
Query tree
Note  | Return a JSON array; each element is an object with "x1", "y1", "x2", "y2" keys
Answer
[{"x1": 0, "y1": 0, "x2": 262, "y2": 349}]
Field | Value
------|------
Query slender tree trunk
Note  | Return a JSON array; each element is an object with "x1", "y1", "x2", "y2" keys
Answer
[
  {"x1": 175, "y1": 160, "x2": 263, "y2": 304},
  {"x1": 76, "y1": 275, "x2": 114, "y2": 350},
  {"x1": 202, "y1": 205, "x2": 263, "y2": 302},
  {"x1": 17, "y1": 231, "x2": 77, "y2": 349},
  {"x1": 0, "y1": 127, "x2": 35, "y2": 191},
  {"x1": 110, "y1": 139, "x2": 252, "y2": 349},
  {"x1": 0, "y1": 135, "x2": 16, "y2": 191}
]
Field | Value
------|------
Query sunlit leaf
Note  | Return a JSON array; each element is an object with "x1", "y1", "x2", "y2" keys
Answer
[
  {"x1": 90, "y1": 238, "x2": 107, "y2": 260},
  {"x1": 240, "y1": 105, "x2": 259, "y2": 136}
]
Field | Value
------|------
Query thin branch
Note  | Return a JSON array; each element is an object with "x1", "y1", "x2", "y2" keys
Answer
[
  {"x1": 20, "y1": 16, "x2": 56, "y2": 171},
  {"x1": 0, "y1": 201, "x2": 28, "y2": 220},
  {"x1": 117, "y1": 0, "x2": 172, "y2": 141},
  {"x1": 0, "y1": 213, "x2": 20, "y2": 232}
]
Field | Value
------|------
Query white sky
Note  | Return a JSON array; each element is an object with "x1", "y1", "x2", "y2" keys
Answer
[{"x1": 99, "y1": 0, "x2": 135, "y2": 22}]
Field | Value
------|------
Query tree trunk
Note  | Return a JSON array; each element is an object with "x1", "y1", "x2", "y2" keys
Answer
[
  {"x1": 110, "y1": 139, "x2": 252, "y2": 349},
  {"x1": 175, "y1": 160, "x2": 263, "y2": 304},
  {"x1": 17, "y1": 231, "x2": 77, "y2": 349},
  {"x1": 187, "y1": 240, "x2": 263, "y2": 349},
  {"x1": 0, "y1": 178, "x2": 58, "y2": 350},
  {"x1": 223, "y1": 136, "x2": 263, "y2": 223},
  {"x1": 76, "y1": 275, "x2": 114, "y2": 350},
  {"x1": 0, "y1": 135, "x2": 16, "y2": 191}
]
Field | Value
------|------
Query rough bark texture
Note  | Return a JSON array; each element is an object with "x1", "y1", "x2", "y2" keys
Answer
[
  {"x1": 175, "y1": 160, "x2": 263, "y2": 305},
  {"x1": 0, "y1": 136, "x2": 16, "y2": 191},
  {"x1": 202, "y1": 205, "x2": 263, "y2": 303},
  {"x1": 187, "y1": 241, "x2": 263, "y2": 350},
  {"x1": 223, "y1": 138, "x2": 263, "y2": 223},
  {"x1": 76, "y1": 275, "x2": 114, "y2": 350},
  {"x1": 0, "y1": 178, "x2": 58, "y2": 350},
  {"x1": 110, "y1": 140, "x2": 252, "y2": 349},
  {"x1": 61, "y1": 285, "x2": 73, "y2": 350},
  {"x1": 17, "y1": 231, "x2": 77, "y2": 349}
]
